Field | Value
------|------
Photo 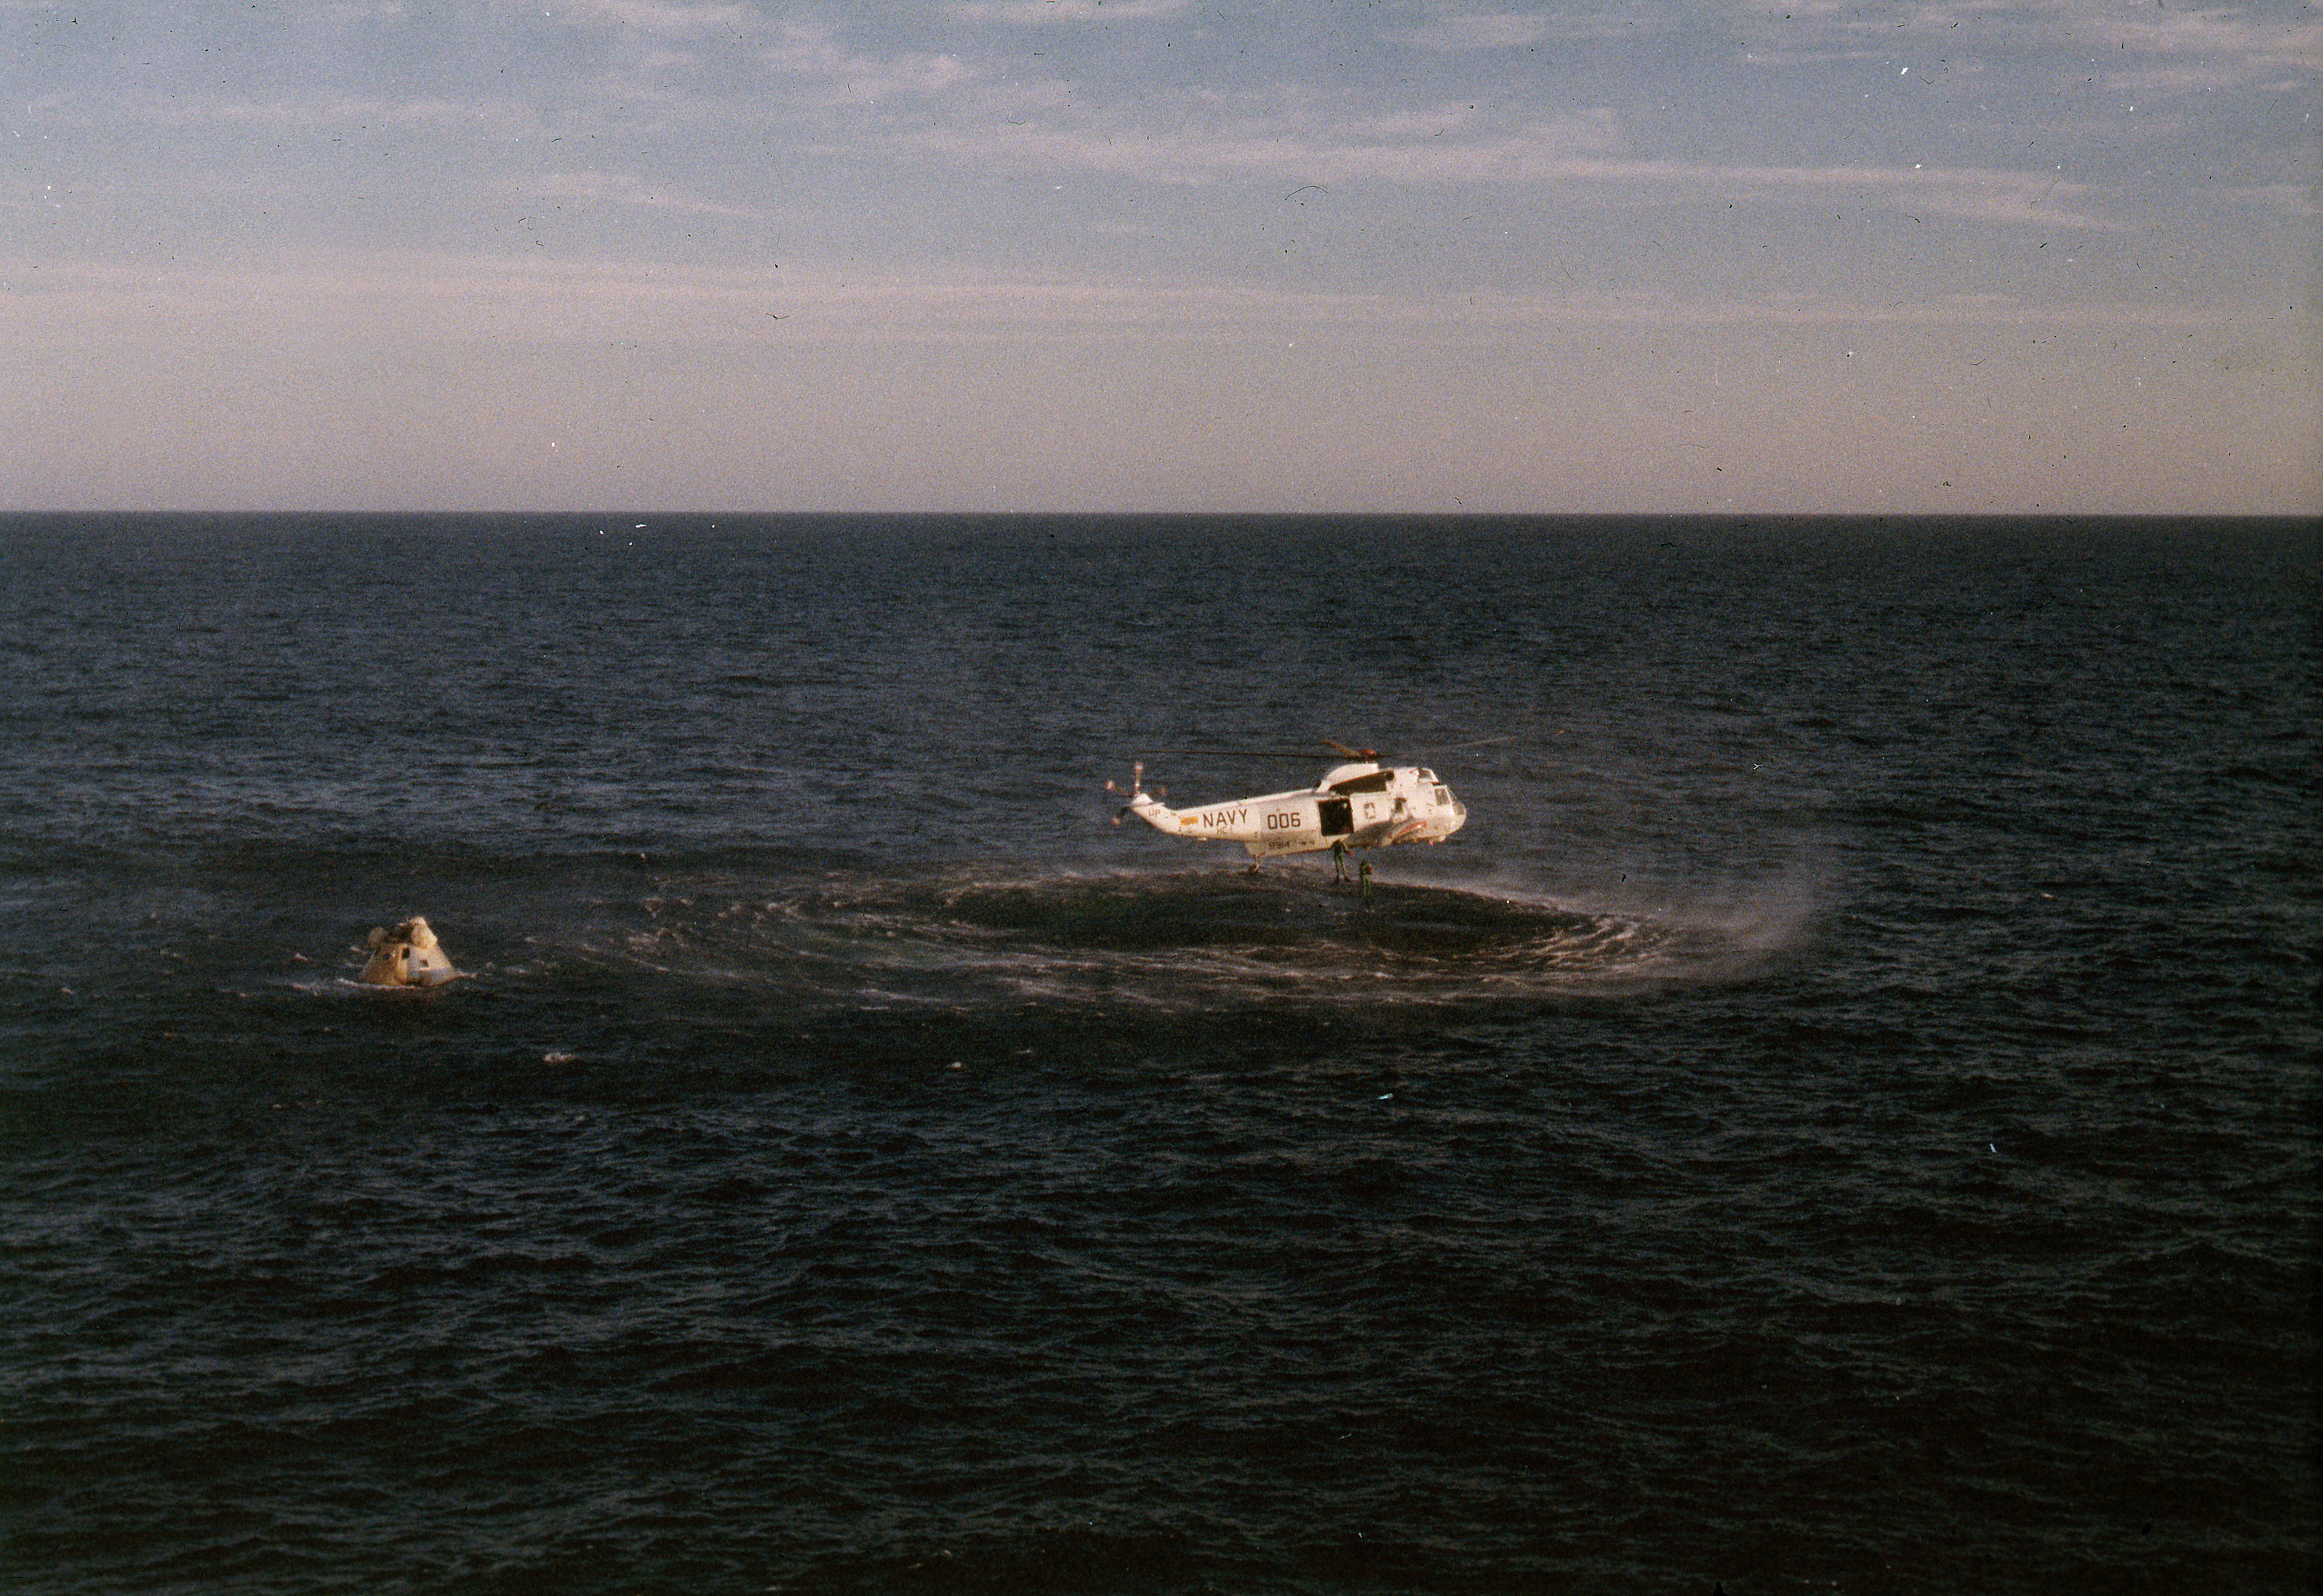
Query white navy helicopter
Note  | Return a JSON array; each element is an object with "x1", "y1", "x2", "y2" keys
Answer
[{"x1": 1108, "y1": 738, "x2": 1490, "y2": 874}]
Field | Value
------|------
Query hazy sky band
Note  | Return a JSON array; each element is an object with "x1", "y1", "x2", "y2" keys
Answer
[{"x1": 6, "y1": 1, "x2": 2316, "y2": 512}]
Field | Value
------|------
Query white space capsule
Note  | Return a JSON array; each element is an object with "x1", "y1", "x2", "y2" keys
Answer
[{"x1": 360, "y1": 917, "x2": 461, "y2": 987}]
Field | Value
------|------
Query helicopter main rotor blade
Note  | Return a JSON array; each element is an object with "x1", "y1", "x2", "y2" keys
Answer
[
  {"x1": 1143, "y1": 734, "x2": 1504, "y2": 764},
  {"x1": 1154, "y1": 739, "x2": 1377, "y2": 758},
  {"x1": 1149, "y1": 746, "x2": 1338, "y2": 760}
]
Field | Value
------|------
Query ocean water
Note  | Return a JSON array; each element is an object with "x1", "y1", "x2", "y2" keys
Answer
[{"x1": 0, "y1": 513, "x2": 2313, "y2": 1594}]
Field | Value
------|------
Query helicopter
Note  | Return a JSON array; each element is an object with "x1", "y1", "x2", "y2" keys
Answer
[{"x1": 1108, "y1": 738, "x2": 1484, "y2": 873}]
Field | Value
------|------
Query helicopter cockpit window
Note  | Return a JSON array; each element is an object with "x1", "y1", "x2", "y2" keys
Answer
[{"x1": 1434, "y1": 786, "x2": 1452, "y2": 805}]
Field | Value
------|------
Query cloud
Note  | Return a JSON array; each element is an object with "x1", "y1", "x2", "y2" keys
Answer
[
  {"x1": 561, "y1": 0, "x2": 754, "y2": 33},
  {"x1": 504, "y1": 171, "x2": 763, "y2": 219},
  {"x1": 941, "y1": 0, "x2": 1193, "y2": 22},
  {"x1": 1766, "y1": 0, "x2": 2323, "y2": 87},
  {"x1": 23, "y1": 89, "x2": 535, "y2": 132},
  {"x1": 762, "y1": 23, "x2": 974, "y2": 107},
  {"x1": 909, "y1": 97, "x2": 2110, "y2": 228},
  {"x1": 2111, "y1": 6, "x2": 2323, "y2": 80},
  {"x1": 11, "y1": 245, "x2": 2303, "y2": 517},
  {"x1": 21, "y1": 86, "x2": 539, "y2": 145},
  {"x1": 0, "y1": 249, "x2": 2234, "y2": 355},
  {"x1": 1571, "y1": 156, "x2": 2116, "y2": 230},
  {"x1": 1383, "y1": 13, "x2": 1553, "y2": 52},
  {"x1": 914, "y1": 107, "x2": 1627, "y2": 186},
  {"x1": 2222, "y1": 182, "x2": 2319, "y2": 218}
]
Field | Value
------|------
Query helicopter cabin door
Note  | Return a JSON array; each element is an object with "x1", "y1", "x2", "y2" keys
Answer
[{"x1": 1317, "y1": 796, "x2": 1354, "y2": 837}]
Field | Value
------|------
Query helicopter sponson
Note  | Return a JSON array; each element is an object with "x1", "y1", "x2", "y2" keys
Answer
[
  {"x1": 1109, "y1": 758, "x2": 1467, "y2": 860},
  {"x1": 360, "y1": 916, "x2": 462, "y2": 987}
]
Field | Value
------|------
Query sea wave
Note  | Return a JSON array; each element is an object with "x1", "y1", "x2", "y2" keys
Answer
[{"x1": 539, "y1": 864, "x2": 1815, "y2": 1015}]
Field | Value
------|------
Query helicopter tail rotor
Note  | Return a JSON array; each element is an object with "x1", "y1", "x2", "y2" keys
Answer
[{"x1": 1105, "y1": 761, "x2": 1152, "y2": 824}]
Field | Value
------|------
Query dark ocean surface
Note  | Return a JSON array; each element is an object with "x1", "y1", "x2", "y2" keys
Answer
[{"x1": 0, "y1": 513, "x2": 2314, "y2": 1594}]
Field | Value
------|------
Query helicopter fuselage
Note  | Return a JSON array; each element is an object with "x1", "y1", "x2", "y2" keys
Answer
[{"x1": 1119, "y1": 761, "x2": 1467, "y2": 860}]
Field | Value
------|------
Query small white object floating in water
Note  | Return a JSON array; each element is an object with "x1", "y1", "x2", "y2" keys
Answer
[{"x1": 360, "y1": 917, "x2": 462, "y2": 987}]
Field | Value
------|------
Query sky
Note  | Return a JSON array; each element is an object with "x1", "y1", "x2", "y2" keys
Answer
[{"x1": 4, "y1": 0, "x2": 2318, "y2": 513}]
